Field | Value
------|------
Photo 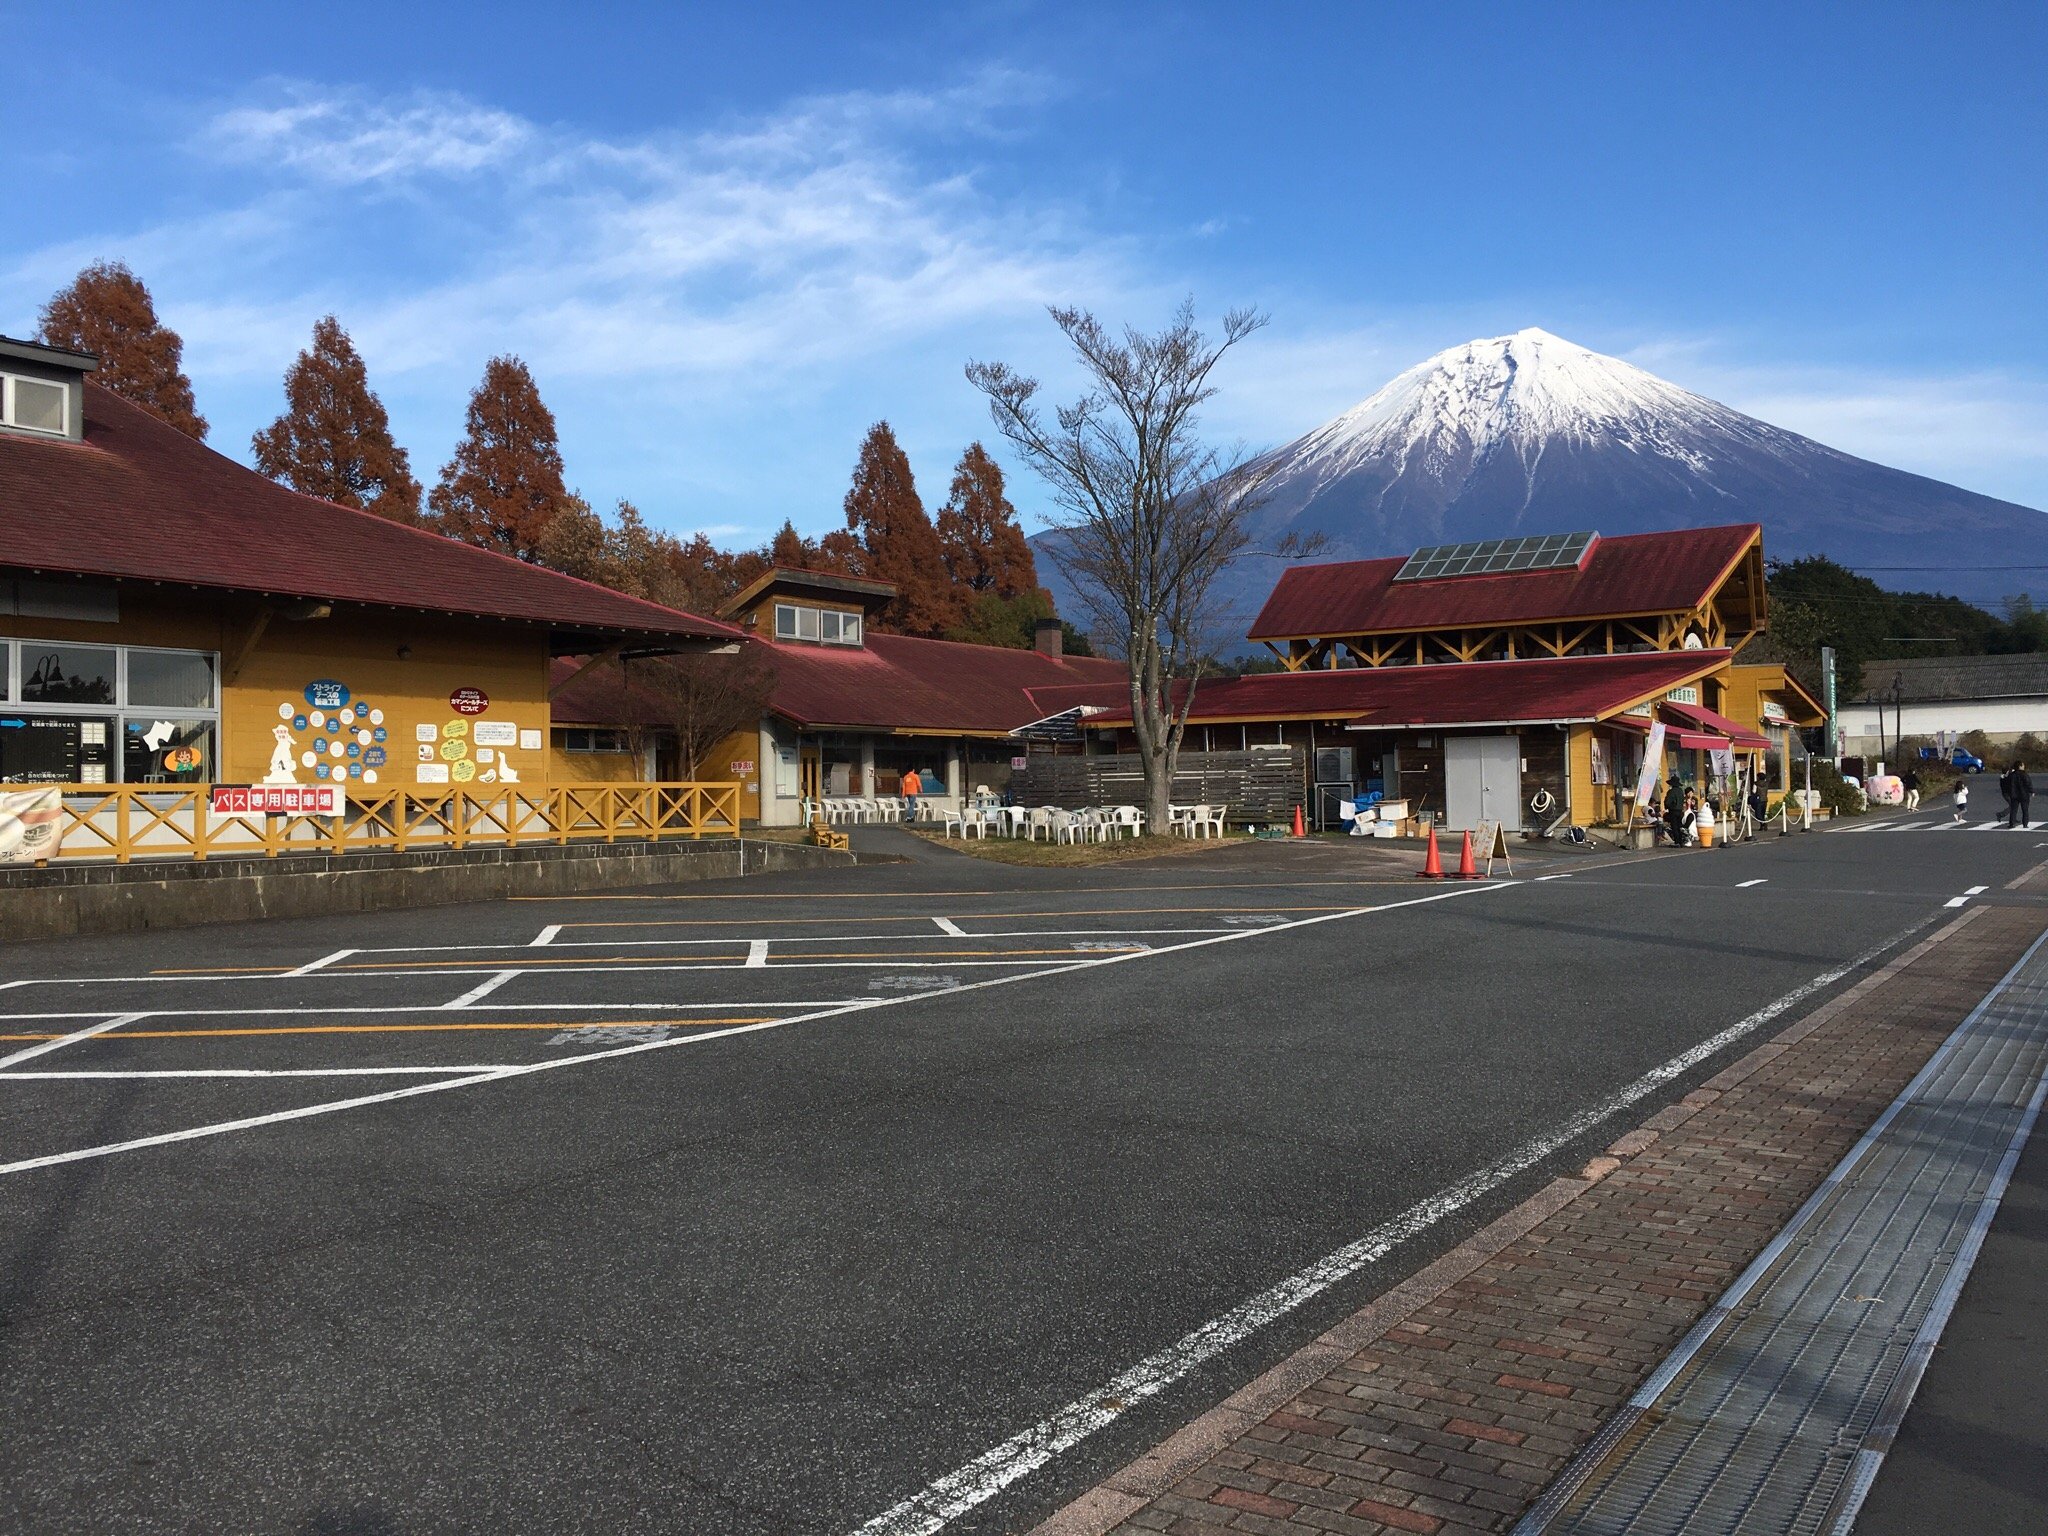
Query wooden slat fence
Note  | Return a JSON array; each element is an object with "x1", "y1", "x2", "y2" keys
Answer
[{"x1": 1010, "y1": 748, "x2": 1304, "y2": 824}]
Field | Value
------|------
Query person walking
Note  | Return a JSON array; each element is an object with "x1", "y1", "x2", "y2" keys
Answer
[
  {"x1": 1901, "y1": 765, "x2": 1921, "y2": 812},
  {"x1": 2018, "y1": 762, "x2": 2034, "y2": 829},
  {"x1": 1663, "y1": 777, "x2": 1687, "y2": 846},
  {"x1": 1954, "y1": 776, "x2": 1970, "y2": 824},
  {"x1": 2002, "y1": 763, "x2": 2023, "y2": 829},
  {"x1": 900, "y1": 765, "x2": 922, "y2": 822}
]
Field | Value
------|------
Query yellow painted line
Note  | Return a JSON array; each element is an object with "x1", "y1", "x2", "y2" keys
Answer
[
  {"x1": 0, "y1": 1018, "x2": 771, "y2": 1042},
  {"x1": 513, "y1": 878, "x2": 1426, "y2": 903},
  {"x1": 154, "y1": 946, "x2": 1148, "y2": 978},
  {"x1": 564, "y1": 905, "x2": 1355, "y2": 930}
]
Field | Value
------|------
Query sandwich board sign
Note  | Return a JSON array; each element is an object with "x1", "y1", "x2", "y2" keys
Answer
[{"x1": 1473, "y1": 818, "x2": 1513, "y2": 877}]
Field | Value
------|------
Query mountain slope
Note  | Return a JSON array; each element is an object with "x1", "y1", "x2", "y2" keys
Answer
[{"x1": 1035, "y1": 328, "x2": 2044, "y2": 632}]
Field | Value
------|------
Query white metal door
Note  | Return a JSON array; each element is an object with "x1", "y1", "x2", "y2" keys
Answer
[{"x1": 1444, "y1": 736, "x2": 1522, "y2": 832}]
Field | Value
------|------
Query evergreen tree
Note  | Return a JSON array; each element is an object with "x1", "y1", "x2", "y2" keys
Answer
[
  {"x1": 429, "y1": 356, "x2": 568, "y2": 560},
  {"x1": 251, "y1": 316, "x2": 421, "y2": 522},
  {"x1": 937, "y1": 442, "x2": 1039, "y2": 598},
  {"x1": 842, "y1": 421, "x2": 960, "y2": 636},
  {"x1": 39, "y1": 260, "x2": 208, "y2": 439}
]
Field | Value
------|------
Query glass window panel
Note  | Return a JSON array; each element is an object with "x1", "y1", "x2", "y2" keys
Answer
[
  {"x1": 775, "y1": 604, "x2": 798, "y2": 638},
  {"x1": 121, "y1": 716, "x2": 215, "y2": 784},
  {"x1": 126, "y1": 648, "x2": 216, "y2": 709},
  {"x1": 843, "y1": 614, "x2": 861, "y2": 646},
  {"x1": 19, "y1": 645, "x2": 116, "y2": 705},
  {"x1": 10, "y1": 376, "x2": 66, "y2": 434},
  {"x1": 797, "y1": 607, "x2": 820, "y2": 641},
  {"x1": 820, "y1": 611, "x2": 844, "y2": 642}
]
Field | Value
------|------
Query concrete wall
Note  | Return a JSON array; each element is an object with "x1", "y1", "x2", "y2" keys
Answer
[
  {"x1": 0, "y1": 837, "x2": 856, "y2": 942},
  {"x1": 1838, "y1": 696, "x2": 2048, "y2": 757}
]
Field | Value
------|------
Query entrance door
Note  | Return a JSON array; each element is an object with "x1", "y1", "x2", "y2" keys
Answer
[
  {"x1": 1444, "y1": 736, "x2": 1522, "y2": 832},
  {"x1": 799, "y1": 746, "x2": 822, "y2": 802}
]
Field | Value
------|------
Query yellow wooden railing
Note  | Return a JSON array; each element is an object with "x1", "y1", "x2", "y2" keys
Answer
[{"x1": 24, "y1": 782, "x2": 741, "y2": 864}]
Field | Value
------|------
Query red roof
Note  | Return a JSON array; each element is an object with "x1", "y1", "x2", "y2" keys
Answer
[
  {"x1": 1246, "y1": 525, "x2": 1761, "y2": 640},
  {"x1": 1661, "y1": 698, "x2": 1771, "y2": 751},
  {"x1": 1092, "y1": 651, "x2": 1732, "y2": 729},
  {"x1": 552, "y1": 633, "x2": 1129, "y2": 735},
  {"x1": 0, "y1": 383, "x2": 740, "y2": 647}
]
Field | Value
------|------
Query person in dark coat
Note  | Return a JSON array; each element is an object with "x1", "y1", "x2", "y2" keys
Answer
[
  {"x1": 2002, "y1": 764, "x2": 2022, "y2": 829},
  {"x1": 1663, "y1": 777, "x2": 1688, "y2": 846},
  {"x1": 2018, "y1": 762, "x2": 2034, "y2": 830}
]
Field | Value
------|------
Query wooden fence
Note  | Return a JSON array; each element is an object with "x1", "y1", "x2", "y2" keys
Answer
[
  {"x1": 15, "y1": 782, "x2": 741, "y2": 864},
  {"x1": 1009, "y1": 748, "x2": 1305, "y2": 824}
]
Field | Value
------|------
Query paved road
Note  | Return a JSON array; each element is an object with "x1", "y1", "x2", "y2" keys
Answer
[{"x1": 1, "y1": 813, "x2": 2041, "y2": 1534}]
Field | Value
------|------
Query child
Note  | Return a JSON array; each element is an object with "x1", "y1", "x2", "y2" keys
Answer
[{"x1": 1954, "y1": 778, "x2": 1969, "y2": 824}]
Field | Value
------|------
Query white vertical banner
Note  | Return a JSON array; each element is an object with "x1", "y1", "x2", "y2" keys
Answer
[{"x1": 1634, "y1": 721, "x2": 1667, "y2": 813}]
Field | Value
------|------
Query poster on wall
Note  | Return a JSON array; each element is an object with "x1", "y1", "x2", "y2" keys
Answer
[
  {"x1": 519, "y1": 730, "x2": 542, "y2": 752},
  {"x1": 209, "y1": 784, "x2": 345, "y2": 818},
  {"x1": 473, "y1": 721, "x2": 518, "y2": 747},
  {"x1": 448, "y1": 687, "x2": 490, "y2": 716},
  {"x1": 0, "y1": 787, "x2": 64, "y2": 865},
  {"x1": 1590, "y1": 735, "x2": 1610, "y2": 786},
  {"x1": 417, "y1": 763, "x2": 451, "y2": 784}
]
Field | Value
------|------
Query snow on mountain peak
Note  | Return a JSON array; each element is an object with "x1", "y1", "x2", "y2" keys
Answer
[{"x1": 1278, "y1": 328, "x2": 1760, "y2": 492}]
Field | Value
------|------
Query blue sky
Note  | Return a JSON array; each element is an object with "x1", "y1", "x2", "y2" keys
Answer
[{"x1": 6, "y1": 1, "x2": 2045, "y2": 546}]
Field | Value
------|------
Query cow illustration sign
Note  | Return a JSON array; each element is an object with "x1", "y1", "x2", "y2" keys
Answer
[{"x1": 448, "y1": 687, "x2": 490, "y2": 716}]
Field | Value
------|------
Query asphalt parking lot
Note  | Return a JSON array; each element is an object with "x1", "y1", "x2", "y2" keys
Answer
[{"x1": 3, "y1": 812, "x2": 2045, "y2": 1534}]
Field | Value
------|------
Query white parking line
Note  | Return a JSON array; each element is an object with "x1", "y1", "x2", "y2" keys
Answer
[
  {"x1": 529, "y1": 925, "x2": 563, "y2": 947},
  {"x1": 1966, "y1": 885, "x2": 1989, "y2": 895},
  {"x1": 0, "y1": 1013, "x2": 152, "y2": 1071},
  {"x1": 931, "y1": 917, "x2": 968, "y2": 937},
  {"x1": 1946, "y1": 896, "x2": 1971, "y2": 908},
  {"x1": 847, "y1": 920, "x2": 1934, "y2": 1536},
  {"x1": 0, "y1": 1066, "x2": 500, "y2": 1080},
  {"x1": 1738, "y1": 878, "x2": 1769, "y2": 888},
  {"x1": 0, "y1": 1000, "x2": 864, "y2": 1024},
  {"x1": 0, "y1": 882, "x2": 1520, "y2": 1179},
  {"x1": 442, "y1": 971, "x2": 519, "y2": 1009},
  {"x1": 286, "y1": 949, "x2": 355, "y2": 977},
  {"x1": 745, "y1": 939, "x2": 770, "y2": 968}
]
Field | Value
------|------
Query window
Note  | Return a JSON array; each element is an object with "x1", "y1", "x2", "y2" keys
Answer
[
  {"x1": 774, "y1": 602, "x2": 860, "y2": 646},
  {"x1": 1, "y1": 373, "x2": 67, "y2": 436},
  {"x1": 0, "y1": 640, "x2": 220, "y2": 785},
  {"x1": 558, "y1": 728, "x2": 634, "y2": 754}
]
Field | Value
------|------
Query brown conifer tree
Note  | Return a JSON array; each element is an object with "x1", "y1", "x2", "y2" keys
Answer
[
  {"x1": 842, "y1": 421, "x2": 960, "y2": 636},
  {"x1": 936, "y1": 442, "x2": 1039, "y2": 599},
  {"x1": 39, "y1": 261, "x2": 208, "y2": 439},
  {"x1": 428, "y1": 356, "x2": 568, "y2": 560},
  {"x1": 251, "y1": 316, "x2": 422, "y2": 522}
]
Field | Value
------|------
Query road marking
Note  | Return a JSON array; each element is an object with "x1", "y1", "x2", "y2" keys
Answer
[
  {"x1": 1534, "y1": 873, "x2": 1575, "y2": 882},
  {"x1": 0, "y1": 1066, "x2": 503, "y2": 1080},
  {"x1": 561, "y1": 904, "x2": 1361, "y2": 931},
  {"x1": 1946, "y1": 896, "x2": 1970, "y2": 908},
  {"x1": 1738, "y1": 878, "x2": 1769, "y2": 888},
  {"x1": 745, "y1": 939, "x2": 770, "y2": 968},
  {"x1": 0, "y1": 1017, "x2": 772, "y2": 1043},
  {"x1": 0, "y1": 1001, "x2": 857, "y2": 1023},
  {"x1": 0, "y1": 1012, "x2": 151, "y2": 1071},
  {"x1": 0, "y1": 882, "x2": 1519, "y2": 1178},
  {"x1": 530, "y1": 925, "x2": 562, "y2": 947},
  {"x1": 931, "y1": 916, "x2": 969, "y2": 937},
  {"x1": 286, "y1": 949, "x2": 355, "y2": 977},
  {"x1": 443, "y1": 971, "x2": 519, "y2": 1009},
  {"x1": 1966, "y1": 885, "x2": 1989, "y2": 895},
  {"x1": 847, "y1": 920, "x2": 1935, "y2": 1536}
]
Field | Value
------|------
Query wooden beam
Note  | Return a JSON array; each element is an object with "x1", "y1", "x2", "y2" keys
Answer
[
  {"x1": 548, "y1": 643, "x2": 628, "y2": 701},
  {"x1": 222, "y1": 606, "x2": 274, "y2": 687}
]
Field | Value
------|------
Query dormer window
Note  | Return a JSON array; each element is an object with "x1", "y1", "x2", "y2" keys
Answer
[
  {"x1": 774, "y1": 602, "x2": 861, "y2": 647},
  {"x1": 2, "y1": 373, "x2": 68, "y2": 436}
]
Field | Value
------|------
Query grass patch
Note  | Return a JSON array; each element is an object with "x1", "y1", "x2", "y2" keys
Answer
[{"x1": 907, "y1": 828, "x2": 1254, "y2": 866}]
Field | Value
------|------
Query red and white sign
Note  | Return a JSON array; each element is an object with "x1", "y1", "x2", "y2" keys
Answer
[
  {"x1": 448, "y1": 687, "x2": 491, "y2": 716},
  {"x1": 210, "y1": 784, "x2": 346, "y2": 818}
]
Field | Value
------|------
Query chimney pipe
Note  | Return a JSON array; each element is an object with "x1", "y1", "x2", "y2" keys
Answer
[{"x1": 1033, "y1": 617, "x2": 1064, "y2": 657}]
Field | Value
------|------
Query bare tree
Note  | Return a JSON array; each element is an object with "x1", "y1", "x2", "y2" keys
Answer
[
  {"x1": 967, "y1": 302, "x2": 1309, "y2": 830},
  {"x1": 632, "y1": 647, "x2": 779, "y2": 781}
]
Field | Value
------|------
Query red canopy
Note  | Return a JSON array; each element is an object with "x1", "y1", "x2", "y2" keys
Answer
[{"x1": 1661, "y1": 699, "x2": 1771, "y2": 751}]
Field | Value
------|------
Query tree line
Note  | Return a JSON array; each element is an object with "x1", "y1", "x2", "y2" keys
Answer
[{"x1": 35, "y1": 261, "x2": 1085, "y2": 653}]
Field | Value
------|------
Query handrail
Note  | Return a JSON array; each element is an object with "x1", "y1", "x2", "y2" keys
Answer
[{"x1": 14, "y1": 782, "x2": 742, "y2": 864}]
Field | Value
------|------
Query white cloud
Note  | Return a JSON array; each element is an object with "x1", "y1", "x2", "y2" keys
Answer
[{"x1": 205, "y1": 86, "x2": 534, "y2": 183}]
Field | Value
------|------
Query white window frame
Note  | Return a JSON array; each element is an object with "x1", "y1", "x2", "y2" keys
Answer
[
  {"x1": 1, "y1": 373, "x2": 69, "y2": 437},
  {"x1": 1, "y1": 638, "x2": 221, "y2": 784},
  {"x1": 775, "y1": 602, "x2": 860, "y2": 647}
]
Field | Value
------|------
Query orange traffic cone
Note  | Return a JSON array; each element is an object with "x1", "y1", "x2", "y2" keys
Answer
[
  {"x1": 1292, "y1": 804, "x2": 1306, "y2": 838},
  {"x1": 1416, "y1": 825, "x2": 1444, "y2": 878},
  {"x1": 1454, "y1": 829, "x2": 1481, "y2": 879}
]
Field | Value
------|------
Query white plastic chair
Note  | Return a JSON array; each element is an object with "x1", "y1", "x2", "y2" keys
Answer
[
  {"x1": 1026, "y1": 806, "x2": 1054, "y2": 842},
  {"x1": 1050, "y1": 809, "x2": 1083, "y2": 844},
  {"x1": 1196, "y1": 804, "x2": 1227, "y2": 839},
  {"x1": 1110, "y1": 806, "x2": 1143, "y2": 839},
  {"x1": 1183, "y1": 803, "x2": 1213, "y2": 839}
]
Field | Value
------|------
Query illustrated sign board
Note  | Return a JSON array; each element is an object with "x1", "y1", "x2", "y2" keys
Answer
[
  {"x1": 303, "y1": 680, "x2": 351, "y2": 711},
  {"x1": 0, "y1": 787, "x2": 63, "y2": 864},
  {"x1": 1761, "y1": 700, "x2": 1789, "y2": 724},
  {"x1": 730, "y1": 758, "x2": 756, "y2": 775},
  {"x1": 448, "y1": 687, "x2": 491, "y2": 716},
  {"x1": 473, "y1": 721, "x2": 518, "y2": 747},
  {"x1": 210, "y1": 784, "x2": 346, "y2": 817},
  {"x1": 1665, "y1": 686, "x2": 1701, "y2": 706}
]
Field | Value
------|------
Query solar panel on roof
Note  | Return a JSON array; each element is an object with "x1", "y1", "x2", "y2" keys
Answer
[{"x1": 1392, "y1": 530, "x2": 1597, "y2": 582}]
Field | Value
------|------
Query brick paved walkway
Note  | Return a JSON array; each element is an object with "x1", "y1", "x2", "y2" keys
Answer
[{"x1": 1031, "y1": 904, "x2": 2047, "y2": 1536}]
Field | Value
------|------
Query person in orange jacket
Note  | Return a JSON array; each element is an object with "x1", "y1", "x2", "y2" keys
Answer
[{"x1": 901, "y1": 766, "x2": 922, "y2": 821}]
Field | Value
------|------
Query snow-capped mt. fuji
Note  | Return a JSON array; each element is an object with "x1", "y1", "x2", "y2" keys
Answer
[{"x1": 1195, "y1": 326, "x2": 2047, "y2": 616}]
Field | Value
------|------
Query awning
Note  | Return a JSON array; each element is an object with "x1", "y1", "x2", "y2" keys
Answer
[
  {"x1": 1660, "y1": 699, "x2": 1770, "y2": 751},
  {"x1": 1669, "y1": 729, "x2": 1735, "y2": 751}
]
